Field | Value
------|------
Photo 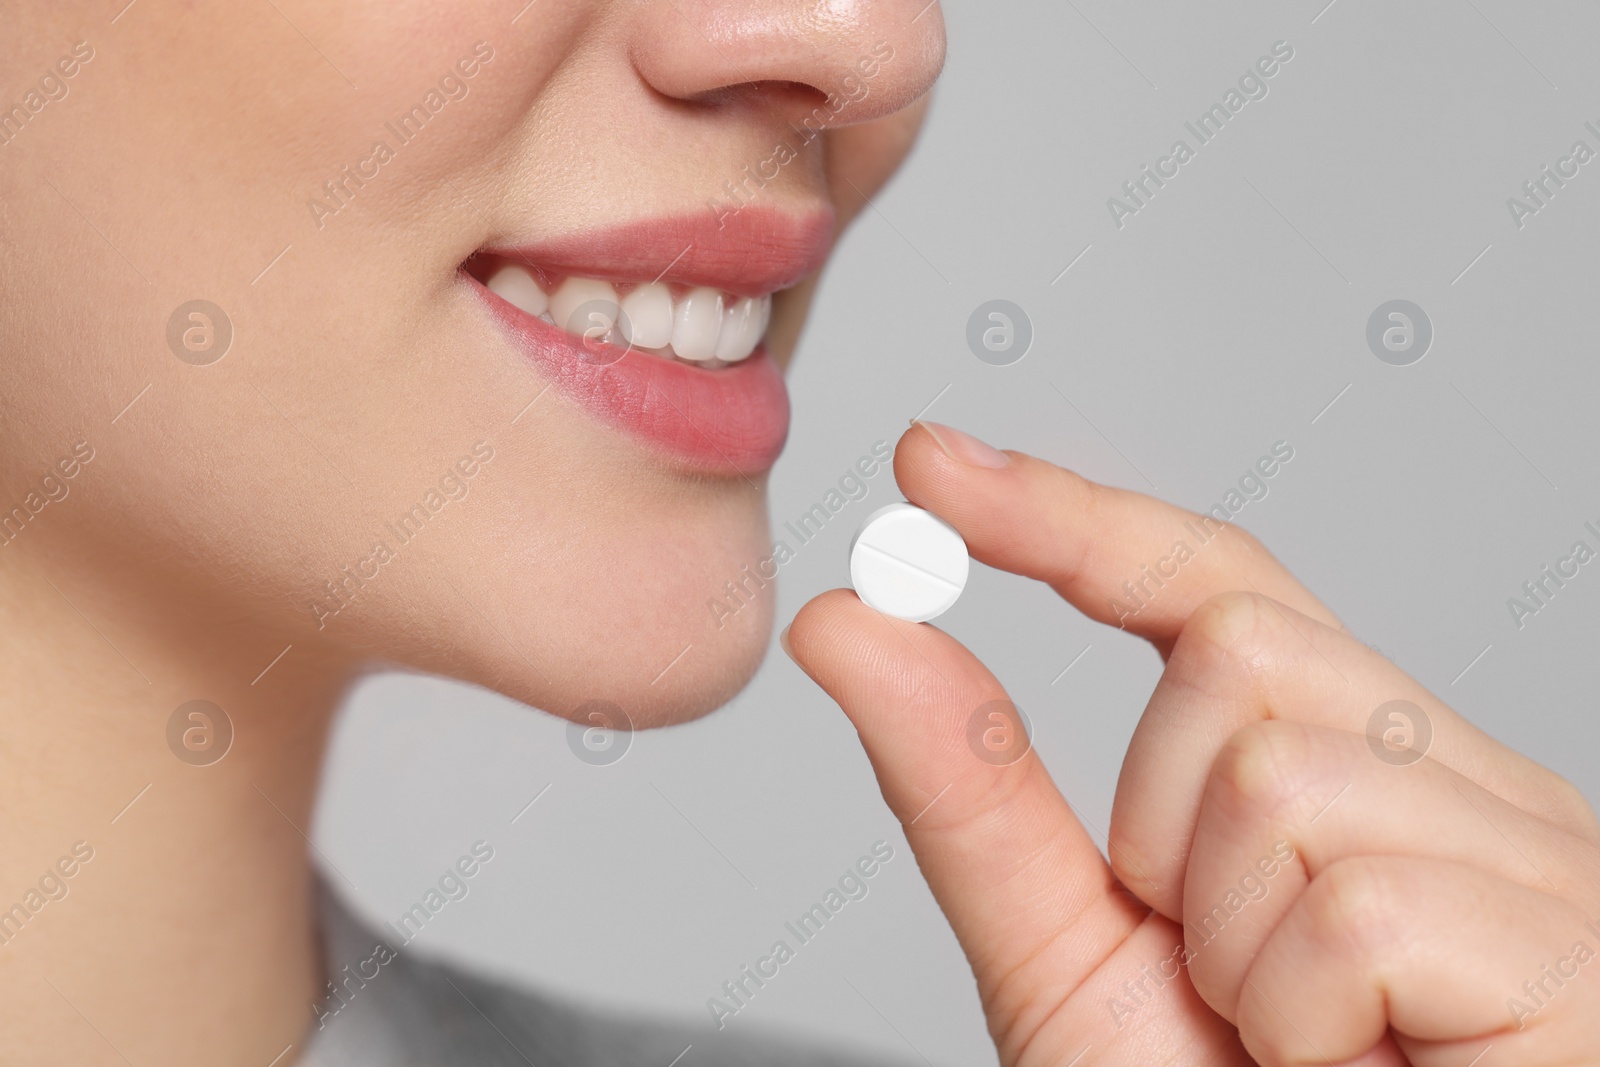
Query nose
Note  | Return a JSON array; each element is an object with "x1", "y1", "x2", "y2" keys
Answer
[{"x1": 628, "y1": 0, "x2": 946, "y2": 129}]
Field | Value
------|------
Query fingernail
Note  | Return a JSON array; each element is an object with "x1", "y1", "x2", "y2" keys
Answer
[
  {"x1": 913, "y1": 420, "x2": 1009, "y2": 469},
  {"x1": 778, "y1": 624, "x2": 795, "y2": 662}
]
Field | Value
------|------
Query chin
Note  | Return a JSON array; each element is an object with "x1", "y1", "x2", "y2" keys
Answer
[
  {"x1": 622, "y1": 585, "x2": 776, "y2": 729},
  {"x1": 461, "y1": 555, "x2": 777, "y2": 732},
  {"x1": 352, "y1": 442, "x2": 782, "y2": 732}
]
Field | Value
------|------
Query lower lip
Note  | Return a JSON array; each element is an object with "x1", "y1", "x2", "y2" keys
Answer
[{"x1": 467, "y1": 274, "x2": 790, "y2": 476}]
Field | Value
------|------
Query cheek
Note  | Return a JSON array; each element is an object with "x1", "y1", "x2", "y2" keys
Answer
[
  {"x1": 822, "y1": 97, "x2": 933, "y2": 231},
  {"x1": 6, "y1": 1, "x2": 793, "y2": 727}
]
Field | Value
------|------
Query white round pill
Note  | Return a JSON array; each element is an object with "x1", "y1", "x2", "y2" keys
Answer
[{"x1": 849, "y1": 502, "x2": 970, "y2": 623}]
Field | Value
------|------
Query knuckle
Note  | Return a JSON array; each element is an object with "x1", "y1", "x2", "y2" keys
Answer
[
  {"x1": 1106, "y1": 829, "x2": 1161, "y2": 900},
  {"x1": 1302, "y1": 857, "x2": 1401, "y2": 959},
  {"x1": 1211, "y1": 721, "x2": 1318, "y2": 823},
  {"x1": 1048, "y1": 463, "x2": 1103, "y2": 589},
  {"x1": 1178, "y1": 590, "x2": 1276, "y2": 670},
  {"x1": 1544, "y1": 773, "x2": 1600, "y2": 842},
  {"x1": 1209, "y1": 520, "x2": 1269, "y2": 563}
]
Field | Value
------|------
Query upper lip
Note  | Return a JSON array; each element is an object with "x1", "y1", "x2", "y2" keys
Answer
[{"x1": 472, "y1": 205, "x2": 837, "y2": 298}]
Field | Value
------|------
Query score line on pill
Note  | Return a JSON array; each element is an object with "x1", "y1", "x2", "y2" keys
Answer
[{"x1": 849, "y1": 502, "x2": 970, "y2": 623}]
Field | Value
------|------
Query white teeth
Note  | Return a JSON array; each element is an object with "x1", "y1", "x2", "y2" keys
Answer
[
  {"x1": 671, "y1": 287, "x2": 724, "y2": 363},
  {"x1": 549, "y1": 277, "x2": 620, "y2": 342},
  {"x1": 486, "y1": 262, "x2": 772, "y2": 367},
  {"x1": 754, "y1": 293, "x2": 771, "y2": 340},
  {"x1": 619, "y1": 282, "x2": 674, "y2": 350},
  {"x1": 715, "y1": 296, "x2": 767, "y2": 363},
  {"x1": 486, "y1": 263, "x2": 549, "y2": 318}
]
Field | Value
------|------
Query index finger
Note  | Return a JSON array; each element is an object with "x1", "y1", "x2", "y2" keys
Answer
[
  {"x1": 898, "y1": 422, "x2": 1339, "y2": 654},
  {"x1": 784, "y1": 589, "x2": 1150, "y2": 1062}
]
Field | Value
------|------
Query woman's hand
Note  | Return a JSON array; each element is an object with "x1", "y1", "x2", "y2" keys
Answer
[{"x1": 784, "y1": 422, "x2": 1600, "y2": 1066}]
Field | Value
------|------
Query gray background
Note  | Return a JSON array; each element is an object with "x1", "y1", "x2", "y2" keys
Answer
[{"x1": 312, "y1": 2, "x2": 1600, "y2": 1064}]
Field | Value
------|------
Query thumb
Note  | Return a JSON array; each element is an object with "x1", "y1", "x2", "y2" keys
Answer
[{"x1": 784, "y1": 590, "x2": 1148, "y2": 1052}]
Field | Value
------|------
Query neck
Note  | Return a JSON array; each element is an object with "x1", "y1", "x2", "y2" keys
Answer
[{"x1": 0, "y1": 542, "x2": 353, "y2": 1066}]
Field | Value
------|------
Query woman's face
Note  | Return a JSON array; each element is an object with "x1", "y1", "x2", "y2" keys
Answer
[{"x1": 0, "y1": 1, "x2": 944, "y2": 726}]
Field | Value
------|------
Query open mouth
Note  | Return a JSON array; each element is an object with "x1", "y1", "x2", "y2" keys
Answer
[
  {"x1": 466, "y1": 257, "x2": 773, "y2": 368},
  {"x1": 464, "y1": 208, "x2": 834, "y2": 476}
]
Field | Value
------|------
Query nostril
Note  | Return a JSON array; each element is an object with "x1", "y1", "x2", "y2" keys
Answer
[
  {"x1": 629, "y1": 0, "x2": 944, "y2": 130},
  {"x1": 689, "y1": 79, "x2": 833, "y2": 114}
]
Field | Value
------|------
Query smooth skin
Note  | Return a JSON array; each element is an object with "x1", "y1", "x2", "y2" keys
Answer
[
  {"x1": 787, "y1": 421, "x2": 1600, "y2": 1066},
  {"x1": 7, "y1": 2, "x2": 1596, "y2": 1064},
  {"x1": 0, "y1": 2, "x2": 944, "y2": 1064}
]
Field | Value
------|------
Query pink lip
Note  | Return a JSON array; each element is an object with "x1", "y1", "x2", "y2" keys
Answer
[
  {"x1": 481, "y1": 209, "x2": 836, "y2": 298},
  {"x1": 470, "y1": 208, "x2": 835, "y2": 476}
]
